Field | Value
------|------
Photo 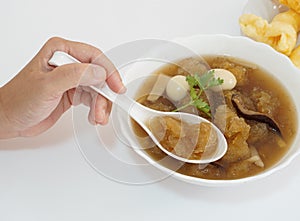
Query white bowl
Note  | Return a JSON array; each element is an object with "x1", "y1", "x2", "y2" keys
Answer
[{"x1": 113, "y1": 34, "x2": 300, "y2": 187}]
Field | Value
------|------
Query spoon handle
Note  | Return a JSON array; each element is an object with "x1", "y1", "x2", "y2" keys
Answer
[{"x1": 48, "y1": 51, "x2": 139, "y2": 112}]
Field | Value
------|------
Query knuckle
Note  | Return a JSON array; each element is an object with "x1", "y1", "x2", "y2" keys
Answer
[{"x1": 46, "y1": 36, "x2": 65, "y2": 46}]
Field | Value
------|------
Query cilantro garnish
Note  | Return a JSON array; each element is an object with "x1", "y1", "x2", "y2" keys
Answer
[{"x1": 173, "y1": 70, "x2": 224, "y2": 117}]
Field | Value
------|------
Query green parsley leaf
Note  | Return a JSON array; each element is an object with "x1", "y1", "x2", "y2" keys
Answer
[
  {"x1": 186, "y1": 75, "x2": 198, "y2": 87},
  {"x1": 173, "y1": 70, "x2": 224, "y2": 117},
  {"x1": 189, "y1": 87, "x2": 198, "y2": 100},
  {"x1": 198, "y1": 70, "x2": 215, "y2": 89},
  {"x1": 207, "y1": 77, "x2": 224, "y2": 88}
]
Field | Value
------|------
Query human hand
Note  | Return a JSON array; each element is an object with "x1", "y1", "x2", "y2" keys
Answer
[{"x1": 0, "y1": 37, "x2": 125, "y2": 139}]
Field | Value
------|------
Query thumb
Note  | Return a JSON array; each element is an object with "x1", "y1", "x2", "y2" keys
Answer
[{"x1": 48, "y1": 63, "x2": 107, "y2": 93}]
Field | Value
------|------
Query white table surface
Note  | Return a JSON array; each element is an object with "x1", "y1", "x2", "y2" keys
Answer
[{"x1": 1, "y1": 0, "x2": 300, "y2": 220}]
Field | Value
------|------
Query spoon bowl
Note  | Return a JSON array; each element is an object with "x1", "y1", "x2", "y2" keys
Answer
[{"x1": 48, "y1": 51, "x2": 227, "y2": 164}]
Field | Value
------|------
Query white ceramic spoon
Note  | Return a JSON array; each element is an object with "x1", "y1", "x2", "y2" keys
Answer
[{"x1": 48, "y1": 51, "x2": 227, "y2": 164}]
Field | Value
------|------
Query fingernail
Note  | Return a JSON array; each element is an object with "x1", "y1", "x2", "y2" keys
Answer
[
  {"x1": 97, "y1": 109, "x2": 106, "y2": 124},
  {"x1": 118, "y1": 86, "x2": 127, "y2": 94}
]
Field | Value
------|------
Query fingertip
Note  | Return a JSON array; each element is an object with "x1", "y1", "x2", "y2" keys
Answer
[
  {"x1": 92, "y1": 95, "x2": 105, "y2": 124},
  {"x1": 106, "y1": 71, "x2": 126, "y2": 94},
  {"x1": 96, "y1": 117, "x2": 109, "y2": 125},
  {"x1": 94, "y1": 116, "x2": 108, "y2": 125},
  {"x1": 88, "y1": 110, "x2": 97, "y2": 126},
  {"x1": 118, "y1": 85, "x2": 127, "y2": 94}
]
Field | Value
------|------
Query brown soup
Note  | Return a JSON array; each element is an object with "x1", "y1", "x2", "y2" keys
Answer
[{"x1": 132, "y1": 56, "x2": 297, "y2": 180}]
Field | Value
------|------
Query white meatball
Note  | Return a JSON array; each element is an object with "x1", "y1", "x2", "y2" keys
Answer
[
  {"x1": 212, "y1": 69, "x2": 237, "y2": 91},
  {"x1": 166, "y1": 75, "x2": 189, "y2": 102}
]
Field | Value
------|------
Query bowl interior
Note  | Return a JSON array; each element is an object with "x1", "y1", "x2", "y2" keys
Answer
[{"x1": 112, "y1": 34, "x2": 300, "y2": 186}]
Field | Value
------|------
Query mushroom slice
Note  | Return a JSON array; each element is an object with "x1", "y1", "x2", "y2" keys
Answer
[
  {"x1": 231, "y1": 94, "x2": 282, "y2": 136},
  {"x1": 247, "y1": 146, "x2": 264, "y2": 168}
]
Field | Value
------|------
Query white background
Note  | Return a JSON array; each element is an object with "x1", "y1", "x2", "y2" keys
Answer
[{"x1": 1, "y1": 0, "x2": 300, "y2": 220}]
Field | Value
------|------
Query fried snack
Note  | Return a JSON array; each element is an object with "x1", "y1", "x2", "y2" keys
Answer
[
  {"x1": 240, "y1": 1, "x2": 300, "y2": 67},
  {"x1": 240, "y1": 12, "x2": 298, "y2": 55},
  {"x1": 239, "y1": 14, "x2": 269, "y2": 43},
  {"x1": 280, "y1": 0, "x2": 300, "y2": 14},
  {"x1": 290, "y1": 45, "x2": 300, "y2": 68},
  {"x1": 264, "y1": 21, "x2": 297, "y2": 55},
  {"x1": 272, "y1": 9, "x2": 300, "y2": 31}
]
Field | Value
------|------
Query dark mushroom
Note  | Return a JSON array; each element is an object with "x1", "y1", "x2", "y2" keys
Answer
[{"x1": 231, "y1": 94, "x2": 282, "y2": 136}]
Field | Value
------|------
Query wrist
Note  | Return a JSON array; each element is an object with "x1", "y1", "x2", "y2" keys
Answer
[{"x1": 0, "y1": 87, "x2": 17, "y2": 139}]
